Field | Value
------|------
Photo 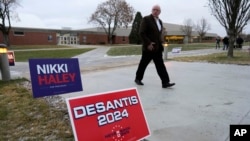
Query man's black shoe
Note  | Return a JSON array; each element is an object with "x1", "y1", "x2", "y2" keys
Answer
[
  {"x1": 135, "y1": 79, "x2": 144, "y2": 85},
  {"x1": 162, "y1": 83, "x2": 175, "y2": 88}
]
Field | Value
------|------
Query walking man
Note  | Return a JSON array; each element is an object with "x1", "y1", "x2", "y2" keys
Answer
[
  {"x1": 215, "y1": 36, "x2": 221, "y2": 49},
  {"x1": 222, "y1": 36, "x2": 229, "y2": 50},
  {"x1": 134, "y1": 4, "x2": 175, "y2": 88}
]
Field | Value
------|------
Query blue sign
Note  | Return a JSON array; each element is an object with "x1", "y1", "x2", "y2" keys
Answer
[{"x1": 29, "y1": 58, "x2": 83, "y2": 98}]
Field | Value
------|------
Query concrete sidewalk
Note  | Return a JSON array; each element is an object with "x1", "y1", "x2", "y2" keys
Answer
[
  {"x1": 73, "y1": 46, "x2": 226, "y2": 72},
  {"x1": 61, "y1": 61, "x2": 250, "y2": 141},
  {"x1": 7, "y1": 45, "x2": 232, "y2": 78},
  {"x1": 6, "y1": 46, "x2": 250, "y2": 140}
]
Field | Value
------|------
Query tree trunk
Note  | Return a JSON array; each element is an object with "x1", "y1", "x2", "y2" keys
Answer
[
  {"x1": 227, "y1": 34, "x2": 235, "y2": 58},
  {"x1": 0, "y1": 28, "x2": 10, "y2": 47},
  {"x1": 108, "y1": 34, "x2": 113, "y2": 45},
  {"x1": 3, "y1": 34, "x2": 10, "y2": 47},
  {"x1": 227, "y1": 39, "x2": 234, "y2": 58},
  {"x1": 183, "y1": 36, "x2": 188, "y2": 44}
]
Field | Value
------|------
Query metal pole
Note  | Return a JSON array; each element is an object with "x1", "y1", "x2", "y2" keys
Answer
[
  {"x1": 0, "y1": 53, "x2": 11, "y2": 81},
  {"x1": 163, "y1": 43, "x2": 168, "y2": 60},
  {"x1": 0, "y1": 44, "x2": 11, "y2": 81}
]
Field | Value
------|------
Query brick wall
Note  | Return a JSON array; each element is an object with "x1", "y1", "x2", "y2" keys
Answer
[
  {"x1": 0, "y1": 27, "x2": 130, "y2": 45},
  {"x1": 79, "y1": 33, "x2": 108, "y2": 45},
  {"x1": 0, "y1": 29, "x2": 57, "y2": 45},
  {"x1": 8, "y1": 31, "x2": 57, "y2": 45},
  {"x1": 114, "y1": 36, "x2": 129, "y2": 44}
]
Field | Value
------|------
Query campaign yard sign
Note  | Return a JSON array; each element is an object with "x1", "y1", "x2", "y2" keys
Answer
[
  {"x1": 7, "y1": 51, "x2": 15, "y2": 66},
  {"x1": 66, "y1": 88, "x2": 150, "y2": 141},
  {"x1": 29, "y1": 58, "x2": 83, "y2": 98}
]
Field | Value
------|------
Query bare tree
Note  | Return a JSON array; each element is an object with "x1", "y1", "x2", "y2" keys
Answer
[
  {"x1": 0, "y1": 0, "x2": 19, "y2": 47},
  {"x1": 180, "y1": 18, "x2": 193, "y2": 43},
  {"x1": 208, "y1": 0, "x2": 250, "y2": 57},
  {"x1": 195, "y1": 17, "x2": 211, "y2": 42},
  {"x1": 89, "y1": 0, "x2": 135, "y2": 44}
]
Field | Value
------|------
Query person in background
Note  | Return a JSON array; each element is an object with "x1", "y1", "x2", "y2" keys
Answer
[
  {"x1": 236, "y1": 36, "x2": 244, "y2": 49},
  {"x1": 215, "y1": 36, "x2": 221, "y2": 49},
  {"x1": 222, "y1": 36, "x2": 229, "y2": 50},
  {"x1": 134, "y1": 4, "x2": 175, "y2": 88}
]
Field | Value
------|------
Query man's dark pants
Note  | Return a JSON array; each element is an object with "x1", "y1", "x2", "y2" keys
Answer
[{"x1": 135, "y1": 50, "x2": 170, "y2": 85}]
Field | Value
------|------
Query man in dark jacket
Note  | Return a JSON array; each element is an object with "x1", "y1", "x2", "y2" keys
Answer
[
  {"x1": 236, "y1": 36, "x2": 244, "y2": 49},
  {"x1": 222, "y1": 36, "x2": 229, "y2": 50},
  {"x1": 215, "y1": 36, "x2": 221, "y2": 49},
  {"x1": 134, "y1": 4, "x2": 175, "y2": 88}
]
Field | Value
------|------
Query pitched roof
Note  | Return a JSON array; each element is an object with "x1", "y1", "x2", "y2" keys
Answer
[{"x1": 81, "y1": 22, "x2": 218, "y2": 37}]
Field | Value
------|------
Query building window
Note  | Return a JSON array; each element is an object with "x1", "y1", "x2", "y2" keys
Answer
[
  {"x1": 14, "y1": 31, "x2": 24, "y2": 36},
  {"x1": 48, "y1": 35, "x2": 53, "y2": 41},
  {"x1": 60, "y1": 36, "x2": 64, "y2": 44},
  {"x1": 122, "y1": 36, "x2": 126, "y2": 41},
  {"x1": 83, "y1": 36, "x2": 87, "y2": 43}
]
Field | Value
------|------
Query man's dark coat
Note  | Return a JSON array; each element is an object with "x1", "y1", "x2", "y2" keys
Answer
[{"x1": 139, "y1": 14, "x2": 164, "y2": 52}]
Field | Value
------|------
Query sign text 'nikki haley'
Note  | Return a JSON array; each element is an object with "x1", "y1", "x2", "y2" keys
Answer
[{"x1": 29, "y1": 58, "x2": 83, "y2": 98}]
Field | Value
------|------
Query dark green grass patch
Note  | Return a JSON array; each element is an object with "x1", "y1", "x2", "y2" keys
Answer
[
  {"x1": 107, "y1": 43, "x2": 215, "y2": 56},
  {"x1": 172, "y1": 50, "x2": 250, "y2": 65},
  {"x1": 0, "y1": 78, "x2": 74, "y2": 140},
  {"x1": 14, "y1": 48, "x2": 94, "y2": 62}
]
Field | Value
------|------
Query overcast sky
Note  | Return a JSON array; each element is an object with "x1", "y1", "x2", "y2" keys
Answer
[{"x1": 11, "y1": 0, "x2": 250, "y2": 37}]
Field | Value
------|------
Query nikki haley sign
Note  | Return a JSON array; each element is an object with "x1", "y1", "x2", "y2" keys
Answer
[
  {"x1": 29, "y1": 58, "x2": 83, "y2": 98},
  {"x1": 66, "y1": 88, "x2": 150, "y2": 141}
]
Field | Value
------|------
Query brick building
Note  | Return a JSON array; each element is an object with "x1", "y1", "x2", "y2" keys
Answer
[
  {"x1": 0, "y1": 27, "x2": 130, "y2": 46},
  {"x1": 0, "y1": 23, "x2": 218, "y2": 46}
]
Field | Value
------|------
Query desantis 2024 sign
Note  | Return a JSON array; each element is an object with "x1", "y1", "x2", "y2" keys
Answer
[
  {"x1": 29, "y1": 58, "x2": 82, "y2": 98},
  {"x1": 66, "y1": 88, "x2": 150, "y2": 141}
]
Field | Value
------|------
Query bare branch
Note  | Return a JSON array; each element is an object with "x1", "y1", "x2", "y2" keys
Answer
[
  {"x1": 180, "y1": 18, "x2": 193, "y2": 43},
  {"x1": 208, "y1": 0, "x2": 250, "y2": 57},
  {"x1": 88, "y1": 0, "x2": 135, "y2": 44},
  {"x1": 195, "y1": 17, "x2": 211, "y2": 42},
  {"x1": 0, "y1": 0, "x2": 20, "y2": 46}
]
